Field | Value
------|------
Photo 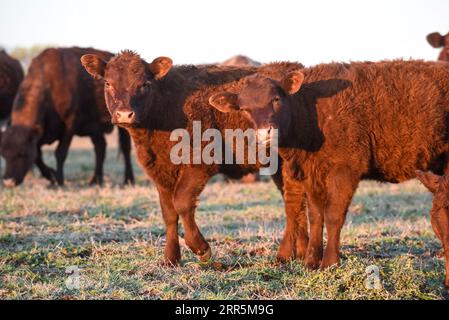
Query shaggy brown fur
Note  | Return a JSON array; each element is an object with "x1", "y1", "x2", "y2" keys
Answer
[
  {"x1": 1, "y1": 47, "x2": 134, "y2": 187},
  {"x1": 0, "y1": 50, "x2": 23, "y2": 120},
  {"x1": 81, "y1": 51, "x2": 304, "y2": 264},
  {"x1": 427, "y1": 32, "x2": 449, "y2": 62},
  {"x1": 416, "y1": 170, "x2": 449, "y2": 292},
  {"x1": 209, "y1": 60, "x2": 449, "y2": 269}
]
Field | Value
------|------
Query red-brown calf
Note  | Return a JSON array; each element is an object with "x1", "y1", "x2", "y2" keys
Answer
[
  {"x1": 81, "y1": 51, "x2": 305, "y2": 265},
  {"x1": 210, "y1": 60, "x2": 449, "y2": 270}
]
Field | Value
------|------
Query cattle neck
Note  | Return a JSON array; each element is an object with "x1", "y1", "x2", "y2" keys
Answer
[
  {"x1": 140, "y1": 68, "x2": 192, "y2": 132},
  {"x1": 278, "y1": 89, "x2": 324, "y2": 161}
]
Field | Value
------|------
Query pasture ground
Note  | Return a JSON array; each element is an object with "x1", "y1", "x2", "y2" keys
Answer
[{"x1": 0, "y1": 133, "x2": 448, "y2": 300}]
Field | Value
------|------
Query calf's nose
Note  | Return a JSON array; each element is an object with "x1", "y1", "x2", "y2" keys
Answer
[
  {"x1": 115, "y1": 110, "x2": 136, "y2": 124},
  {"x1": 3, "y1": 178, "x2": 16, "y2": 188}
]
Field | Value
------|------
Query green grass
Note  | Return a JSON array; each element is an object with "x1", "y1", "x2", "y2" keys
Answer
[{"x1": 0, "y1": 136, "x2": 448, "y2": 299}]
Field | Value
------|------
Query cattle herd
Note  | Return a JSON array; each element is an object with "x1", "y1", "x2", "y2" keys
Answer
[{"x1": 1, "y1": 31, "x2": 449, "y2": 292}]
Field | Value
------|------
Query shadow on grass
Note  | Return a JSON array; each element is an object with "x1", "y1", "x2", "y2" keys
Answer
[
  {"x1": 198, "y1": 199, "x2": 282, "y2": 213},
  {"x1": 343, "y1": 235, "x2": 441, "y2": 259},
  {"x1": 349, "y1": 192, "x2": 432, "y2": 225}
]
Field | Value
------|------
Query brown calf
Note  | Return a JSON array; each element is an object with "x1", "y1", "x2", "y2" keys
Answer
[
  {"x1": 1, "y1": 47, "x2": 134, "y2": 187},
  {"x1": 81, "y1": 51, "x2": 304, "y2": 264},
  {"x1": 210, "y1": 60, "x2": 449, "y2": 269},
  {"x1": 427, "y1": 32, "x2": 449, "y2": 62},
  {"x1": 416, "y1": 170, "x2": 449, "y2": 291}
]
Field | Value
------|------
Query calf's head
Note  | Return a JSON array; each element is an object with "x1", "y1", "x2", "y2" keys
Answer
[
  {"x1": 427, "y1": 32, "x2": 449, "y2": 62},
  {"x1": 1, "y1": 125, "x2": 40, "y2": 187},
  {"x1": 80, "y1": 51, "x2": 173, "y2": 127},
  {"x1": 208, "y1": 71, "x2": 304, "y2": 144}
]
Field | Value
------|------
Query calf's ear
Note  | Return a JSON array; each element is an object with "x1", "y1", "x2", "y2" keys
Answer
[
  {"x1": 281, "y1": 71, "x2": 304, "y2": 95},
  {"x1": 81, "y1": 54, "x2": 107, "y2": 80},
  {"x1": 427, "y1": 32, "x2": 444, "y2": 48},
  {"x1": 416, "y1": 170, "x2": 441, "y2": 194},
  {"x1": 208, "y1": 92, "x2": 239, "y2": 113},
  {"x1": 148, "y1": 57, "x2": 173, "y2": 79}
]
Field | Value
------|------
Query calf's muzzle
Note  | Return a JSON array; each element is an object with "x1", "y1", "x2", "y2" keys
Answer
[{"x1": 114, "y1": 110, "x2": 136, "y2": 124}]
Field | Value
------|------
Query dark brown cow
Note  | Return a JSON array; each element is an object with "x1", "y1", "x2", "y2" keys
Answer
[
  {"x1": 1, "y1": 47, "x2": 134, "y2": 187},
  {"x1": 81, "y1": 51, "x2": 303, "y2": 265},
  {"x1": 0, "y1": 50, "x2": 23, "y2": 121},
  {"x1": 210, "y1": 60, "x2": 449, "y2": 269},
  {"x1": 415, "y1": 170, "x2": 449, "y2": 292},
  {"x1": 427, "y1": 32, "x2": 449, "y2": 62}
]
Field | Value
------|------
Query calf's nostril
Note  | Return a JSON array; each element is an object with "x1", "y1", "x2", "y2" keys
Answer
[{"x1": 115, "y1": 111, "x2": 135, "y2": 123}]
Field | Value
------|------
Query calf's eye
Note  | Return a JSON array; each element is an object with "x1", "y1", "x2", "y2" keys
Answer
[
  {"x1": 140, "y1": 81, "x2": 152, "y2": 94},
  {"x1": 273, "y1": 96, "x2": 282, "y2": 111}
]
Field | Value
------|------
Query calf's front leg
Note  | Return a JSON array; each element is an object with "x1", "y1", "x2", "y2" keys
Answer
[
  {"x1": 276, "y1": 174, "x2": 309, "y2": 262},
  {"x1": 173, "y1": 167, "x2": 211, "y2": 262},
  {"x1": 304, "y1": 191, "x2": 324, "y2": 270},
  {"x1": 35, "y1": 147, "x2": 57, "y2": 184},
  {"x1": 157, "y1": 186, "x2": 181, "y2": 265}
]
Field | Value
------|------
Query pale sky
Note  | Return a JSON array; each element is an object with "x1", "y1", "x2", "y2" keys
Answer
[{"x1": 1, "y1": 0, "x2": 448, "y2": 66}]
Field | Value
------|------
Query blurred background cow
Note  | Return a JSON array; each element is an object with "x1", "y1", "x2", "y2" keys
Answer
[{"x1": 1, "y1": 47, "x2": 134, "y2": 187}]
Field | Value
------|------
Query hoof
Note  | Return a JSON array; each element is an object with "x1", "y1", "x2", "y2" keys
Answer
[
  {"x1": 89, "y1": 178, "x2": 103, "y2": 186},
  {"x1": 436, "y1": 249, "x2": 445, "y2": 259},
  {"x1": 275, "y1": 253, "x2": 293, "y2": 264},
  {"x1": 320, "y1": 261, "x2": 338, "y2": 270},
  {"x1": 304, "y1": 257, "x2": 321, "y2": 270},
  {"x1": 198, "y1": 247, "x2": 212, "y2": 262}
]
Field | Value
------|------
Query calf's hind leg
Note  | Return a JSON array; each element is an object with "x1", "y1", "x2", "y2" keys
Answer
[
  {"x1": 430, "y1": 212, "x2": 449, "y2": 290},
  {"x1": 173, "y1": 167, "x2": 211, "y2": 262}
]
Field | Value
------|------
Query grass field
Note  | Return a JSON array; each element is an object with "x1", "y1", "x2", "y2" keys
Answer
[{"x1": 0, "y1": 133, "x2": 448, "y2": 300}]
